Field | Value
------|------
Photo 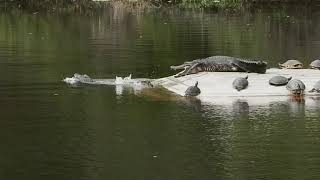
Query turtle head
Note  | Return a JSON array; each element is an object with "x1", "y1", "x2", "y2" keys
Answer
[
  {"x1": 293, "y1": 63, "x2": 303, "y2": 69},
  {"x1": 195, "y1": 81, "x2": 198, "y2": 87}
]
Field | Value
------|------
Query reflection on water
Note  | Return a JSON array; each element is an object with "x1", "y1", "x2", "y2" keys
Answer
[
  {"x1": 196, "y1": 95, "x2": 320, "y2": 179},
  {"x1": 200, "y1": 96, "x2": 316, "y2": 118},
  {"x1": 232, "y1": 99, "x2": 249, "y2": 114}
]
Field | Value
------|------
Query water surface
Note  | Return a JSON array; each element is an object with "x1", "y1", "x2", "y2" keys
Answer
[{"x1": 1, "y1": 6, "x2": 320, "y2": 180}]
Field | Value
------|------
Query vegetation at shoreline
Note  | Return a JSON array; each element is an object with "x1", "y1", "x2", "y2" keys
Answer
[
  {"x1": 178, "y1": 0, "x2": 241, "y2": 9},
  {"x1": 0, "y1": 0, "x2": 317, "y2": 12},
  {"x1": 0, "y1": 0, "x2": 105, "y2": 11}
]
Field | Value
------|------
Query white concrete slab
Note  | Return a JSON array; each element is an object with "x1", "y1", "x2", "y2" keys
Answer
[{"x1": 151, "y1": 68, "x2": 320, "y2": 100}]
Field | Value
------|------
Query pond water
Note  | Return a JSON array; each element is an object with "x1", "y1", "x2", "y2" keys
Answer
[{"x1": 1, "y1": 5, "x2": 320, "y2": 180}]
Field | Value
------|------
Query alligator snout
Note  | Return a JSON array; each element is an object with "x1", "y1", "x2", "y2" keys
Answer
[{"x1": 170, "y1": 65, "x2": 189, "y2": 70}]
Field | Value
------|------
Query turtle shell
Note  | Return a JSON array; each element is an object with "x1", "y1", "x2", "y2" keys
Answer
[
  {"x1": 232, "y1": 76, "x2": 249, "y2": 91},
  {"x1": 310, "y1": 60, "x2": 320, "y2": 69},
  {"x1": 286, "y1": 79, "x2": 306, "y2": 94},
  {"x1": 185, "y1": 82, "x2": 201, "y2": 96},
  {"x1": 309, "y1": 80, "x2": 320, "y2": 93},
  {"x1": 313, "y1": 80, "x2": 320, "y2": 90},
  {"x1": 279, "y1": 60, "x2": 303, "y2": 69},
  {"x1": 269, "y1": 76, "x2": 292, "y2": 86}
]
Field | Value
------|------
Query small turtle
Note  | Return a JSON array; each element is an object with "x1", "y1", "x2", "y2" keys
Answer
[
  {"x1": 185, "y1": 81, "x2": 201, "y2": 96},
  {"x1": 74, "y1": 73, "x2": 94, "y2": 83},
  {"x1": 233, "y1": 76, "x2": 249, "y2": 91},
  {"x1": 286, "y1": 79, "x2": 306, "y2": 95},
  {"x1": 310, "y1": 59, "x2": 320, "y2": 69},
  {"x1": 269, "y1": 76, "x2": 292, "y2": 86},
  {"x1": 309, "y1": 80, "x2": 320, "y2": 93},
  {"x1": 279, "y1": 60, "x2": 303, "y2": 69}
]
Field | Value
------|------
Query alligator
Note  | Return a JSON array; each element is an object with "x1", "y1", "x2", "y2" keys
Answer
[{"x1": 170, "y1": 56, "x2": 267, "y2": 78}]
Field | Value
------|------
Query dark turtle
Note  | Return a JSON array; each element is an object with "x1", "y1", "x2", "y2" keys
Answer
[
  {"x1": 279, "y1": 60, "x2": 303, "y2": 69},
  {"x1": 310, "y1": 60, "x2": 320, "y2": 69},
  {"x1": 286, "y1": 79, "x2": 306, "y2": 95},
  {"x1": 309, "y1": 80, "x2": 320, "y2": 93},
  {"x1": 269, "y1": 76, "x2": 292, "y2": 86},
  {"x1": 185, "y1": 81, "x2": 201, "y2": 96},
  {"x1": 232, "y1": 76, "x2": 249, "y2": 91}
]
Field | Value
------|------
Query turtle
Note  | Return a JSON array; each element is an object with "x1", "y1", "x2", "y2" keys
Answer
[
  {"x1": 74, "y1": 73, "x2": 94, "y2": 83},
  {"x1": 309, "y1": 80, "x2": 320, "y2": 93},
  {"x1": 286, "y1": 79, "x2": 306, "y2": 95},
  {"x1": 269, "y1": 76, "x2": 292, "y2": 86},
  {"x1": 279, "y1": 60, "x2": 303, "y2": 69},
  {"x1": 309, "y1": 59, "x2": 320, "y2": 69},
  {"x1": 232, "y1": 75, "x2": 249, "y2": 91},
  {"x1": 185, "y1": 81, "x2": 201, "y2": 97}
]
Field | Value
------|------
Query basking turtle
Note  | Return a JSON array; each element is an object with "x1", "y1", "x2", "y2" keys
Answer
[
  {"x1": 309, "y1": 80, "x2": 320, "y2": 93},
  {"x1": 233, "y1": 76, "x2": 249, "y2": 91},
  {"x1": 286, "y1": 79, "x2": 306, "y2": 95},
  {"x1": 279, "y1": 60, "x2": 303, "y2": 69},
  {"x1": 310, "y1": 59, "x2": 320, "y2": 69},
  {"x1": 269, "y1": 76, "x2": 292, "y2": 86},
  {"x1": 185, "y1": 81, "x2": 201, "y2": 97}
]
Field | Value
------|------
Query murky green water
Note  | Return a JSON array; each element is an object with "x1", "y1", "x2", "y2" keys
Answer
[{"x1": 1, "y1": 6, "x2": 320, "y2": 180}]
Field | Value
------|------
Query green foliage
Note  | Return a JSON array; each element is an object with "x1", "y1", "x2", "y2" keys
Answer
[
  {"x1": 2, "y1": 0, "x2": 105, "y2": 11},
  {"x1": 178, "y1": 0, "x2": 243, "y2": 9},
  {"x1": 1, "y1": 0, "x2": 316, "y2": 11}
]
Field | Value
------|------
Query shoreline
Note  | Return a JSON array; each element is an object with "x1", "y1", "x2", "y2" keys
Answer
[{"x1": 1, "y1": 0, "x2": 319, "y2": 12}]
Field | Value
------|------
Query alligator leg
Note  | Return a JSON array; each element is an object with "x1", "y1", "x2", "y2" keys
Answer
[{"x1": 173, "y1": 67, "x2": 188, "y2": 78}]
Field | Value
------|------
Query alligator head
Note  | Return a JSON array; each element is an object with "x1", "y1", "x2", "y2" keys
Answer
[
  {"x1": 233, "y1": 60, "x2": 267, "y2": 74},
  {"x1": 170, "y1": 61, "x2": 201, "y2": 78}
]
